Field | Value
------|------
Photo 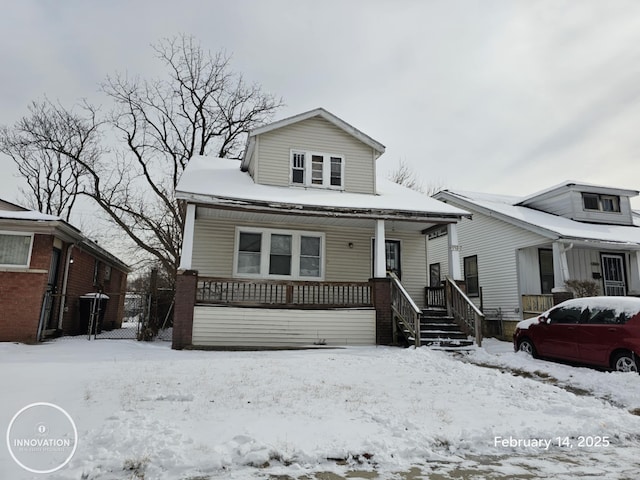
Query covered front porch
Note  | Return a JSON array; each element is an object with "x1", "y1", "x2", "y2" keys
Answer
[
  {"x1": 518, "y1": 239, "x2": 640, "y2": 319},
  {"x1": 172, "y1": 204, "x2": 476, "y2": 349}
]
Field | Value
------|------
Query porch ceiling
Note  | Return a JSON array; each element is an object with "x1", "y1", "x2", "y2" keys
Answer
[{"x1": 196, "y1": 205, "x2": 445, "y2": 233}]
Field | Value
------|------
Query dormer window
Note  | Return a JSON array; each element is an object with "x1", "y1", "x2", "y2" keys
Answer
[
  {"x1": 582, "y1": 193, "x2": 620, "y2": 213},
  {"x1": 291, "y1": 150, "x2": 344, "y2": 189}
]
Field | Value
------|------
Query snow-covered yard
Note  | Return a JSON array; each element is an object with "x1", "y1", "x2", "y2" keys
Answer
[{"x1": 1, "y1": 338, "x2": 640, "y2": 479}]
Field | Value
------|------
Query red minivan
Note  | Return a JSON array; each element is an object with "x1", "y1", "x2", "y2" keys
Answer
[{"x1": 513, "y1": 297, "x2": 640, "y2": 372}]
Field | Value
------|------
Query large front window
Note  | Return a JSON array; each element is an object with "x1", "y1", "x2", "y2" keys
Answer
[
  {"x1": 291, "y1": 150, "x2": 344, "y2": 189},
  {"x1": 235, "y1": 228, "x2": 324, "y2": 279},
  {"x1": 0, "y1": 232, "x2": 33, "y2": 267}
]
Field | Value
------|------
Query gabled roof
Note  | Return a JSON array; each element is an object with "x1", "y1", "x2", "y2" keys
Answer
[
  {"x1": 435, "y1": 189, "x2": 640, "y2": 248},
  {"x1": 241, "y1": 108, "x2": 385, "y2": 170},
  {"x1": 178, "y1": 156, "x2": 469, "y2": 222},
  {"x1": 517, "y1": 180, "x2": 639, "y2": 206}
]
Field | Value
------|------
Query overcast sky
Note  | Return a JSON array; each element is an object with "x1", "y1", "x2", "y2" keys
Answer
[{"x1": 2, "y1": 0, "x2": 640, "y2": 228}]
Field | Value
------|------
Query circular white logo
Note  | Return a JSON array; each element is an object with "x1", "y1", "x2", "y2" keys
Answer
[{"x1": 6, "y1": 402, "x2": 78, "y2": 473}]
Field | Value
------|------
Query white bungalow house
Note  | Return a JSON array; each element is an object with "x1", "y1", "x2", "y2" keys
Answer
[
  {"x1": 428, "y1": 182, "x2": 640, "y2": 337},
  {"x1": 172, "y1": 108, "x2": 469, "y2": 349}
]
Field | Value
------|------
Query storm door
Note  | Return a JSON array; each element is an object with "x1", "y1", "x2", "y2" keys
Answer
[
  {"x1": 38, "y1": 248, "x2": 62, "y2": 339},
  {"x1": 601, "y1": 254, "x2": 626, "y2": 296},
  {"x1": 372, "y1": 239, "x2": 402, "y2": 280}
]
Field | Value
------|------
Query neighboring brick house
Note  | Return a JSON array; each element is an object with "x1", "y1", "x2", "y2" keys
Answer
[{"x1": 0, "y1": 200, "x2": 130, "y2": 343}]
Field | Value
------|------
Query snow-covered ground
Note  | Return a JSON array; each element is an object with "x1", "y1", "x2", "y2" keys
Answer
[{"x1": 1, "y1": 337, "x2": 639, "y2": 479}]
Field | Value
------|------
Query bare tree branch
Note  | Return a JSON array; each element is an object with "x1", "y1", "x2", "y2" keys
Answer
[
  {"x1": 1, "y1": 35, "x2": 283, "y2": 285},
  {"x1": 388, "y1": 159, "x2": 445, "y2": 196}
]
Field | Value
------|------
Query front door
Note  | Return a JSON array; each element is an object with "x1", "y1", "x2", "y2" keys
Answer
[
  {"x1": 372, "y1": 239, "x2": 401, "y2": 279},
  {"x1": 601, "y1": 254, "x2": 626, "y2": 296},
  {"x1": 38, "y1": 248, "x2": 61, "y2": 339}
]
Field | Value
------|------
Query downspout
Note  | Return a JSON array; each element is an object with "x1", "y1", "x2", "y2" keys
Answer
[{"x1": 57, "y1": 244, "x2": 74, "y2": 330}]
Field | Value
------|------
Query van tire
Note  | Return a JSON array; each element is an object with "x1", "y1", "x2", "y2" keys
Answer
[
  {"x1": 612, "y1": 351, "x2": 639, "y2": 373},
  {"x1": 518, "y1": 338, "x2": 538, "y2": 358}
]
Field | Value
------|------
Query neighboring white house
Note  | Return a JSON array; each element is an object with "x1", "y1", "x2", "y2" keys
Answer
[
  {"x1": 172, "y1": 108, "x2": 469, "y2": 349},
  {"x1": 429, "y1": 182, "x2": 640, "y2": 336}
]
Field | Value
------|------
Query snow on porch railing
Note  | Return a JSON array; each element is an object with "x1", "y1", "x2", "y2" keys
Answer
[
  {"x1": 445, "y1": 276, "x2": 483, "y2": 347},
  {"x1": 389, "y1": 272, "x2": 421, "y2": 348},
  {"x1": 196, "y1": 277, "x2": 372, "y2": 307}
]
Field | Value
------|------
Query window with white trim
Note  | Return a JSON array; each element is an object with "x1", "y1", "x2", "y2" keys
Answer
[
  {"x1": 290, "y1": 150, "x2": 344, "y2": 189},
  {"x1": 0, "y1": 232, "x2": 33, "y2": 267},
  {"x1": 235, "y1": 227, "x2": 324, "y2": 279}
]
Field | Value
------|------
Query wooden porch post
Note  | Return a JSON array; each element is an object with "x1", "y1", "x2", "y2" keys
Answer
[
  {"x1": 374, "y1": 219, "x2": 387, "y2": 278},
  {"x1": 551, "y1": 241, "x2": 571, "y2": 291},
  {"x1": 628, "y1": 250, "x2": 640, "y2": 296},
  {"x1": 447, "y1": 223, "x2": 463, "y2": 281},
  {"x1": 178, "y1": 203, "x2": 196, "y2": 271}
]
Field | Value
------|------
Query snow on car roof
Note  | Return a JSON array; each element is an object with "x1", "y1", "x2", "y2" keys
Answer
[
  {"x1": 516, "y1": 296, "x2": 640, "y2": 330},
  {"x1": 558, "y1": 296, "x2": 640, "y2": 314}
]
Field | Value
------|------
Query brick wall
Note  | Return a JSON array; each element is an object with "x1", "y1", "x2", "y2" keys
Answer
[
  {"x1": 173, "y1": 270, "x2": 197, "y2": 349},
  {"x1": 0, "y1": 234, "x2": 53, "y2": 343},
  {"x1": 372, "y1": 277, "x2": 393, "y2": 345},
  {"x1": 1, "y1": 233, "x2": 128, "y2": 342},
  {"x1": 61, "y1": 245, "x2": 128, "y2": 335}
]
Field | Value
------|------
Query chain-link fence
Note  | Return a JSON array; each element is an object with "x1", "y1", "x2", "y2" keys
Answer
[{"x1": 39, "y1": 288, "x2": 173, "y2": 342}]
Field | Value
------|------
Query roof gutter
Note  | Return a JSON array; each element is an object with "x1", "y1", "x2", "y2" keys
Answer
[{"x1": 176, "y1": 192, "x2": 466, "y2": 223}]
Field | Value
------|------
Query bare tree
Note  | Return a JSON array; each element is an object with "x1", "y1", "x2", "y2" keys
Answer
[
  {"x1": 1, "y1": 35, "x2": 283, "y2": 284},
  {"x1": 388, "y1": 159, "x2": 445, "y2": 196},
  {"x1": 0, "y1": 100, "x2": 97, "y2": 221}
]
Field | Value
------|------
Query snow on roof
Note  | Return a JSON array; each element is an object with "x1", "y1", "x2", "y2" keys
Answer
[
  {"x1": 177, "y1": 156, "x2": 468, "y2": 219},
  {"x1": 517, "y1": 180, "x2": 639, "y2": 205},
  {"x1": 442, "y1": 189, "x2": 640, "y2": 246},
  {"x1": 0, "y1": 209, "x2": 66, "y2": 222},
  {"x1": 0, "y1": 207, "x2": 130, "y2": 271}
]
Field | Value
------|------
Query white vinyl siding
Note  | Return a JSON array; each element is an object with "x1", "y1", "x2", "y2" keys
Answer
[
  {"x1": 0, "y1": 232, "x2": 33, "y2": 267},
  {"x1": 192, "y1": 306, "x2": 376, "y2": 347},
  {"x1": 523, "y1": 190, "x2": 574, "y2": 218},
  {"x1": 192, "y1": 215, "x2": 429, "y2": 307},
  {"x1": 256, "y1": 117, "x2": 376, "y2": 194},
  {"x1": 426, "y1": 234, "x2": 449, "y2": 285},
  {"x1": 428, "y1": 206, "x2": 549, "y2": 322},
  {"x1": 523, "y1": 189, "x2": 634, "y2": 226}
]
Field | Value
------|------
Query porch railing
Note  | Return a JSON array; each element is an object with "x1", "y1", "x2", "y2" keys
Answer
[
  {"x1": 425, "y1": 286, "x2": 446, "y2": 308},
  {"x1": 196, "y1": 277, "x2": 372, "y2": 308},
  {"x1": 522, "y1": 294, "x2": 554, "y2": 318},
  {"x1": 389, "y1": 272, "x2": 421, "y2": 348},
  {"x1": 445, "y1": 276, "x2": 483, "y2": 346}
]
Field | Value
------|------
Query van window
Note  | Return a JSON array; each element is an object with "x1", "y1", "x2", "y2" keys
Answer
[
  {"x1": 585, "y1": 308, "x2": 618, "y2": 324},
  {"x1": 547, "y1": 306, "x2": 583, "y2": 324}
]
